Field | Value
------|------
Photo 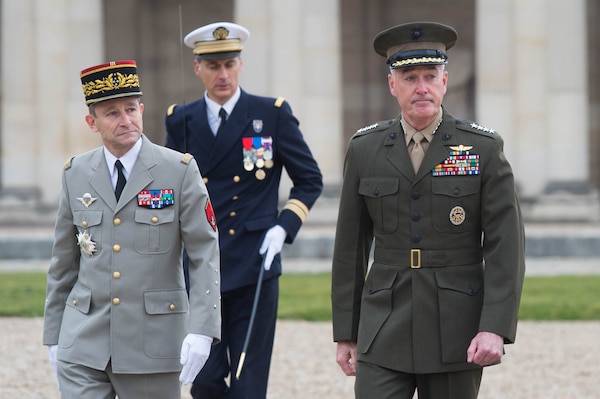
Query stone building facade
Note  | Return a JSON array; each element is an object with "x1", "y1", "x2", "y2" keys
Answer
[{"x1": 1, "y1": 0, "x2": 598, "y2": 222}]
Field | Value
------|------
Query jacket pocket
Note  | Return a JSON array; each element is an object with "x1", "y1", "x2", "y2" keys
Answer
[
  {"x1": 143, "y1": 289, "x2": 188, "y2": 358},
  {"x1": 58, "y1": 285, "x2": 92, "y2": 348},
  {"x1": 436, "y1": 266, "x2": 484, "y2": 363},
  {"x1": 357, "y1": 265, "x2": 397, "y2": 354},
  {"x1": 358, "y1": 177, "x2": 399, "y2": 233},
  {"x1": 431, "y1": 176, "x2": 481, "y2": 233},
  {"x1": 134, "y1": 208, "x2": 175, "y2": 254},
  {"x1": 73, "y1": 210, "x2": 103, "y2": 253}
]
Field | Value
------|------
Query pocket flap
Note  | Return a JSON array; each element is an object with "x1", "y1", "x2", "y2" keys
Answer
[
  {"x1": 65, "y1": 285, "x2": 92, "y2": 314},
  {"x1": 144, "y1": 289, "x2": 189, "y2": 314},
  {"x1": 435, "y1": 269, "x2": 483, "y2": 296},
  {"x1": 73, "y1": 210, "x2": 103, "y2": 228},
  {"x1": 134, "y1": 208, "x2": 175, "y2": 225},
  {"x1": 359, "y1": 177, "x2": 399, "y2": 198}
]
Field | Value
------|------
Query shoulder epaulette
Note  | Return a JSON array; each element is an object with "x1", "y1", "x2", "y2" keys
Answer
[
  {"x1": 167, "y1": 103, "x2": 178, "y2": 116},
  {"x1": 274, "y1": 97, "x2": 285, "y2": 108},
  {"x1": 457, "y1": 120, "x2": 497, "y2": 136},
  {"x1": 64, "y1": 157, "x2": 74, "y2": 170},
  {"x1": 181, "y1": 153, "x2": 193, "y2": 165},
  {"x1": 352, "y1": 120, "x2": 393, "y2": 139}
]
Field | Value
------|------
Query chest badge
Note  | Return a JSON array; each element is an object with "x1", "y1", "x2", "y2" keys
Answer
[
  {"x1": 77, "y1": 193, "x2": 97, "y2": 208},
  {"x1": 449, "y1": 206, "x2": 466, "y2": 226}
]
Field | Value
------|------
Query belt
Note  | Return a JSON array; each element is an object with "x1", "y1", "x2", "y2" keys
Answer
[{"x1": 373, "y1": 248, "x2": 483, "y2": 268}]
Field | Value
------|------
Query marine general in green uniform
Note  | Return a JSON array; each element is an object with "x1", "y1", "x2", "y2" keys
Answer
[{"x1": 331, "y1": 22, "x2": 525, "y2": 399}]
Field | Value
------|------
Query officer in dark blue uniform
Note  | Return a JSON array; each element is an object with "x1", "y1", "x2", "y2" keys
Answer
[{"x1": 165, "y1": 22, "x2": 323, "y2": 399}]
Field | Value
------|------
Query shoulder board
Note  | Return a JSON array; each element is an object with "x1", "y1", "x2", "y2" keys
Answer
[
  {"x1": 181, "y1": 153, "x2": 193, "y2": 165},
  {"x1": 274, "y1": 97, "x2": 285, "y2": 108},
  {"x1": 167, "y1": 103, "x2": 178, "y2": 116},
  {"x1": 64, "y1": 156, "x2": 74, "y2": 170},
  {"x1": 456, "y1": 120, "x2": 497, "y2": 136},
  {"x1": 352, "y1": 120, "x2": 393, "y2": 139}
]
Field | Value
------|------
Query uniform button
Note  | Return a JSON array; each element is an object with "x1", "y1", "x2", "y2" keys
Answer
[
  {"x1": 232, "y1": 196, "x2": 239, "y2": 201},
  {"x1": 203, "y1": 177, "x2": 208, "y2": 184},
  {"x1": 411, "y1": 212, "x2": 420, "y2": 221},
  {"x1": 229, "y1": 211, "x2": 237, "y2": 217},
  {"x1": 468, "y1": 288, "x2": 475, "y2": 295},
  {"x1": 411, "y1": 191, "x2": 421, "y2": 200},
  {"x1": 113, "y1": 271, "x2": 121, "y2": 279},
  {"x1": 72, "y1": 299, "x2": 77, "y2": 306},
  {"x1": 373, "y1": 189, "x2": 380, "y2": 197},
  {"x1": 453, "y1": 188, "x2": 461, "y2": 196},
  {"x1": 82, "y1": 221, "x2": 88, "y2": 227},
  {"x1": 229, "y1": 229, "x2": 235, "y2": 236},
  {"x1": 113, "y1": 218, "x2": 121, "y2": 226},
  {"x1": 169, "y1": 303, "x2": 176, "y2": 311},
  {"x1": 233, "y1": 176, "x2": 240, "y2": 183},
  {"x1": 412, "y1": 233, "x2": 422, "y2": 243},
  {"x1": 113, "y1": 244, "x2": 121, "y2": 252},
  {"x1": 113, "y1": 298, "x2": 120, "y2": 305},
  {"x1": 151, "y1": 216, "x2": 158, "y2": 223}
]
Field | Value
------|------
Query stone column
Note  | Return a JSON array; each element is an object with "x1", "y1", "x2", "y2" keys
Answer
[
  {"x1": 234, "y1": 0, "x2": 343, "y2": 192},
  {"x1": 1, "y1": 0, "x2": 104, "y2": 205},
  {"x1": 476, "y1": 0, "x2": 589, "y2": 201}
]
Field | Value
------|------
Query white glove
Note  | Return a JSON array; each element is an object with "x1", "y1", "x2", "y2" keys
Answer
[
  {"x1": 259, "y1": 225, "x2": 287, "y2": 271},
  {"x1": 48, "y1": 345, "x2": 59, "y2": 388},
  {"x1": 179, "y1": 334, "x2": 212, "y2": 384}
]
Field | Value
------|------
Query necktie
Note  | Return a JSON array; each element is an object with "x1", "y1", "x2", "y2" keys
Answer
[
  {"x1": 114, "y1": 160, "x2": 126, "y2": 201},
  {"x1": 216, "y1": 108, "x2": 227, "y2": 135},
  {"x1": 410, "y1": 131, "x2": 426, "y2": 173}
]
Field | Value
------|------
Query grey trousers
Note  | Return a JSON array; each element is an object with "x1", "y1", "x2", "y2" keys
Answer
[{"x1": 57, "y1": 360, "x2": 181, "y2": 399}]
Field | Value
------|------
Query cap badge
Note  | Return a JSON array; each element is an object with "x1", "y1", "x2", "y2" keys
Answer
[
  {"x1": 213, "y1": 27, "x2": 229, "y2": 40},
  {"x1": 449, "y1": 206, "x2": 466, "y2": 226},
  {"x1": 82, "y1": 72, "x2": 139, "y2": 99},
  {"x1": 77, "y1": 193, "x2": 97, "y2": 208}
]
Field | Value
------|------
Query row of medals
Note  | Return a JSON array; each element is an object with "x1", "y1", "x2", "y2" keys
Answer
[{"x1": 243, "y1": 147, "x2": 274, "y2": 180}]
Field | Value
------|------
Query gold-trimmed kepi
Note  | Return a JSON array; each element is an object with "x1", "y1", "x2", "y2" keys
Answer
[
  {"x1": 80, "y1": 60, "x2": 142, "y2": 105},
  {"x1": 373, "y1": 22, "x2": 457, "y2": 69},
  {"x1": 184, "y1": 22, "x2": 250, "y2": 60}
]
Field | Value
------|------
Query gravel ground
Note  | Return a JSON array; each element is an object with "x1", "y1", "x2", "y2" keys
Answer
[{"x1": 1, "y1": 318, "x2": 598, "y2": 399}]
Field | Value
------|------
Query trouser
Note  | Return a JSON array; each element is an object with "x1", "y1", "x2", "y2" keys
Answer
[
  {"x1": 191, "y1": 276, "x2": 279, "y2": 399},
  {"x1": 57, "y1": 360, "x2": 180, "y2": 399},
  {"x1": 355, "y1": 361, "x2": 483, "y2": 399}
]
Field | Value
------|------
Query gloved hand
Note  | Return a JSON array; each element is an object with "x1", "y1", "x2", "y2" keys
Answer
[
  {"x1": 259, "y1": 225, "x2": 287, "y2": 271},
  {"x1": 48, "y1": 345, "x2": 59, "y2": 388},
  {"x1": 179, "y1": 334, "x2": 212, "y2": 384}
]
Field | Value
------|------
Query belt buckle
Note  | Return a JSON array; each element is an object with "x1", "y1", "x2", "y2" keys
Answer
[{"x1": 410, "y1": 249, "x2": 421, "y2": 269}]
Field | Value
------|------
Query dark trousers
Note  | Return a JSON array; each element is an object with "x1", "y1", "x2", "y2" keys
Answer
[
  {"x1": 355, "y1": 361, "x2": 483, "y2": 399},
  {"x1": 191, "y1": 277, "x2": 279, "y2": 399}
]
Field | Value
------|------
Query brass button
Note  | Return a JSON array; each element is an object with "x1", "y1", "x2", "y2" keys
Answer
[
  {"x1": 169, "y1": 304, "x2": 176, "y2": 311},
  {"x1": 113, "y1": 271, "x2": 121, "y2": 279},
  {"x1": 113, "y1": 298, "x2": 120, "y2": 305},
  {"x1": 233, "y1": 175, "x2": 240, "y2": 183},
  {"x1": 232, "y1": 196, "x2": 239, "y2": 201},
  {"x1": 151, "y1": 216, "x2": 158, "y2": 223},
  {"x1": 82, "y1": 221, "x2": 88, "y2": 228},
  {"x1": 113, "y1": 218, "x2": 121, "y2": 226},
  {"x1": 203, "y1": 177, "x2": 208, "y2": 184},
  {"x1": 113, "y1": 244, "x2": 121, "y2": 252},
  {"x1": 72, "y1": 299, "x2": 77, "y2": 306},
  {"x1": 228, "y1": 229, "x2": 235, "y2": 236},
  {"x1": 229, "y1": 211, "x2": 237, "y2": 217}
]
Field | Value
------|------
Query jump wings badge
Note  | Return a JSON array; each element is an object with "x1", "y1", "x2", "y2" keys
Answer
[{"x1": 77, "y1": 193, "x2": 97, "y2": 208}]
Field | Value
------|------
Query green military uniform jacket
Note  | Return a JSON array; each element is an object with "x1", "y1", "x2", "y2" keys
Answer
[{"x1": 332, "y1": 110, "x2": 525, "y2": 373}]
